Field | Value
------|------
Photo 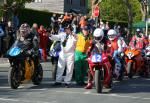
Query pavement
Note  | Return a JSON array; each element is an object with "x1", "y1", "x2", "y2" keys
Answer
[{"x1": 0, "y1": 58, "x2": 9, "y2": 64}]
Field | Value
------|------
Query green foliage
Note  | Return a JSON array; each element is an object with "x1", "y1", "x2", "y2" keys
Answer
[
  {"x1": 129, "y1": 0, "x2": 142, "y2": 22},
  {"x1": 100, "y1": 0, "x2": 128, "y2": 22},
  {"x1": 92, "y1": 0, "x2": 142, "y2": 23},
  {"x1": 18, "y1": 8, "x2": 56, "y2": 27}
]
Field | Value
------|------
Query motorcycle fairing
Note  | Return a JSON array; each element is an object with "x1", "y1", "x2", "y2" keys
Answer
[{"x1": 8, "y1": 47, "x2": 21, "y2": 56}]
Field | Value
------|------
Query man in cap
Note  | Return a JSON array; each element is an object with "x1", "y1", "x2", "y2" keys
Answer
[
  {"x1": 49, "y1": 24, "x2": 77, "y2": 87},
  {"x1": 74, "y1": 26, "x2": 92, "y2": 86}
]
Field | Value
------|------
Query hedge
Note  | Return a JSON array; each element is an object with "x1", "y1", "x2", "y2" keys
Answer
[
  {"x1": 18, "y1": 8, "x2": 61, "y2": 27},
  {"x1": 18, "y1": 8, "x2": 128, "y2": 28}
]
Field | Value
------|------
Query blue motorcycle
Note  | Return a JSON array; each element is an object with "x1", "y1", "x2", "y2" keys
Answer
[{"x1": 7, "y1": 40, "x2": 43, "y2": 89}]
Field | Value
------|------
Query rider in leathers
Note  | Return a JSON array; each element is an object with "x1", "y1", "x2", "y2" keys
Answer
[
  {"x1": 17, "y1": 23, "x2": 39, "y2": 66},
  {"x1": 107, "y1": 29, "x2": 124, "y2": 78},
  {"x1": 85, "y1": 28, "x2": 111, "y2": 89}
]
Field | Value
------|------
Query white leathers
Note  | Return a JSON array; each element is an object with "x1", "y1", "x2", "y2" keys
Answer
[
  {"x1": 50, "y1": 32, "x2": 77, "y2": 84},
  {"x1": 117, "y1": 38, "x2": 123, "y2": 53}
]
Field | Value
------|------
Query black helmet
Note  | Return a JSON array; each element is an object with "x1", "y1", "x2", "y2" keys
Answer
[
  {"x1": 19, "y1": 23, "x2": 31, "y2": 37},
  {"x1": 63, "y1": 23, "x2": 73, "y2": 31}
]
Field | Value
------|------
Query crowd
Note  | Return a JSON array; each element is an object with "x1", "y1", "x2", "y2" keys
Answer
[{"x1": 0, "y1": 12, "x2": 150, "y2": 89}]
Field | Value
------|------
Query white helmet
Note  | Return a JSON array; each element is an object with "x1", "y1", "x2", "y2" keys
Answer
[
  {"x1": 107, "y1": 29, "x2": 117, "y2": 41},
  {"x1": 93, "y1": 28, "x2": 104, "y2": 41}
]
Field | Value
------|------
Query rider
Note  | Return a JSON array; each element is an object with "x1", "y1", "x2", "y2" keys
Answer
[
  {"x1": 107, "y1": 29, "x2": 124, "y2": 77},
  {"x1": 129, "y1": 28, "x2": 148, "y2": 51},
  {"x1": 18, "y1": 23, "x2": 39, "y2": 65},
  {"x1": 85, "y1": 28, "x2": 111, "y2": 89}
]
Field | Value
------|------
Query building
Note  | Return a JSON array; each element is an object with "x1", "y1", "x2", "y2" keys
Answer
[
  {"x1": 0, "y1": 0, "x2": 3, "y2": 6},
  {"x1": 25, "y1": 0, "x2": 88, "y2": 14}
]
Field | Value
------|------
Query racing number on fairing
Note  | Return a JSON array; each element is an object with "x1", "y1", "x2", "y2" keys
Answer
[{"x1": 92, "y1": 54, "x2": 102, "y2": 63}]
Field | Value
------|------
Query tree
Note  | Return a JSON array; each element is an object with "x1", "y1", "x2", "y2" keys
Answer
[
  {"x1": 123, "y1": 0, "x2": 133, "y2": 40},
  {"x1": 2, "y1": 0, "x2": 33, "y2": 26},
  {"x1": 138, "y1": 0, "x2": 148, "y2": 21}
]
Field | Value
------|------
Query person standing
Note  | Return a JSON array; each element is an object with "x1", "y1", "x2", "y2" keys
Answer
[
  {"x1": 7, "y1": 21, "x2": 15, "y2": 49},
  {"x1": 38, "y1": 25, "x2": 49, "y2": 61},
  {"x1": 74, "y1": 26, "x2": 92, "y2": 86},
  {"x1": 50, "y1": 24, "x2": 77, "y2": 87}
]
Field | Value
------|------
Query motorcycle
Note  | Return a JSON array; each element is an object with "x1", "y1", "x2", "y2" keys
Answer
[
  {"x1": 49, "y1": 41, "x2": 61, "y2": 80},
  {"x1": 7, "y1": 40, "x2": 43, "y2": 89},
  {"x1": 145, "y1": 45, "x2": 150, "y2": 75},
  {"x1": 110, "y1": 52, "x2": 125, "y2": 81},
  {"x1": 124, "y1": 48, "x2": 145, "y2": 78},
  {"x1": 87, "y1": 52, "x2": 112, "y2": 93}
]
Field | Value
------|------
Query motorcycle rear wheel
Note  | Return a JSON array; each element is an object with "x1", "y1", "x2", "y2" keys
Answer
[
  {"x1": 32, "y1": 64, "x2": 43, "y2": 85},
  {"x1": 95, "y1": 69, "x2": 103, "y2": 93},
  {"x1": 8, "y1": 67, "x2": 21, "y2": 89}
]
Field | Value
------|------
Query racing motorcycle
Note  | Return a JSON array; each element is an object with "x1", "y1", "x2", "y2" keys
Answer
[
  {"x1": 7, "y1": 40, "x2": 43, "y2": 89},
  {"x1": 87, "y1": 52, "x2": 112, "y2": 93},
  {"x1": 49, "y1": 41, "x2": 61, "y2": 80},
  {"x1": 145, "y1": 45, "x2": 150, "y2": 75},
  {"x1": 124, "y1": 48, "x2": 145, "y2": 78},
  {"x1": 110, "y1": 52, "x2": 125, "y2": 81}
]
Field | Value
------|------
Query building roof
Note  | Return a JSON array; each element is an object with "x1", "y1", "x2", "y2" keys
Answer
[{"x1": 25, "y1": 0, "x2": 64, "y2": 13}]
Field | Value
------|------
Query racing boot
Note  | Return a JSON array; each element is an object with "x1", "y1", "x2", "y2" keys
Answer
[
  {"x1": 84, "y1": 82, "x2": 92, "y2": 89},
  {"x1": 84, "y1": 72, "x2": 93, "y2": 89}
]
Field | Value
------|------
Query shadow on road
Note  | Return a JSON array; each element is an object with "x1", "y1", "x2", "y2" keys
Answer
[{"x1": 110, "y1": 77, "x2": 150, "y2": 94}]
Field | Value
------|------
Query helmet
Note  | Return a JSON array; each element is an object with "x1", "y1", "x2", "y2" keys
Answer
[
  {"x1": 136, "y1": 28, "x2": 141, "y2": 32},
  {"x1": 107, "y1": 29, "x2": 117, "y2": 41},
  {"x1": 19, "y1": 23, "x2": 31, "y2": 37},
  {"x1": 93, "y1": 28, "x2": 104, "y2": 41},
  {"x1": 63, "y1": 23, "x2": 73, "y2": 31}
]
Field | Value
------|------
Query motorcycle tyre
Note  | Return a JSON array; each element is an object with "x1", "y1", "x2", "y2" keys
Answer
[
  {"x1": 8, "y1": 67, "x2": 21, "y2": 89},
  {"x1": 32, "y1": 64, "x2": 43, "y2": 85},
  {"x1": 127, "y1": 62, "x2": 133, "y2": 78},
  {"x1": 95, "y1": 69, "x2": 103, "y2": 93}
]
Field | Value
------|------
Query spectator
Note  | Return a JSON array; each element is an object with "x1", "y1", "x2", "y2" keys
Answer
[
  {"x1": 51, "y1": 14, "x2": 59, "y2": 33},
  {"x1": 38, "y1": 25, "x2": 49, "y2": 61},
  {"x1": 61, "y1": 12, "x2": 71, "y2": 26},
  {"x1": 50, "y1": 24, "x2": 77, "y2": 88},
  {"x1": 7, "y1": 21, "x2": 15, "y2": 49},
  {"x1": 74, "y1": 26, "x2": 92, "y2": 86},
  {"x1": 79, "y1": 16, "x2": 87, "y2": 29}
]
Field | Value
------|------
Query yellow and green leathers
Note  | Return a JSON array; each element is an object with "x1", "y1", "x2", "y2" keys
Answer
[{"x1": 75, "y1": 32, "x2": 92, "y2": 84}]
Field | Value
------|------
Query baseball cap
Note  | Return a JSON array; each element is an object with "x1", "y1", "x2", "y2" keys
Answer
[{"x1": 81, "y1": 26, "x2": 89, "y2": 30}]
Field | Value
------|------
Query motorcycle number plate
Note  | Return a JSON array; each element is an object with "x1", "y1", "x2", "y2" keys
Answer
[
  {"x1": 92, "y1": 54, "x2": 102, "y2": 63},
  {"x1": 9, "y1": 47, "x2": 21, "y2": 56},
  {"x1": 127, "y1": 52, "x2": 134, "y2": 59}
]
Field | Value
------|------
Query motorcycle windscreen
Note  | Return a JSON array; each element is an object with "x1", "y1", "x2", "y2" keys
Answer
[
  {"x1": 91, "y1": 54, "x2": 102, "y2": 63},
  {"x1": 8, "y1": 47, "x2": 21, "y2": 56}
]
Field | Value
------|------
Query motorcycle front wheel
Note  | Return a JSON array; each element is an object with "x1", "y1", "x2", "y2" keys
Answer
[
  {"x1": 8, "y1": 67, "x2": 21, "y2": 89},
  {"x1": 127, "y1": 62, "x2": 133, "y2": 78},
  {"x1": 95, "y1": 69, "x2": 103, "y2": 93}
]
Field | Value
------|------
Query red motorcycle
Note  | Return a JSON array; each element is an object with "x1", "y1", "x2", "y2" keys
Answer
[{"x1": 87, "y1": 52, "x2": 112, "y2": 93}]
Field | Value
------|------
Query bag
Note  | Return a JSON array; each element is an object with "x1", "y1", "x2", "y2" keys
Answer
[{"x1": 49, "y1": 41, "x2": 61, "y2": 57}]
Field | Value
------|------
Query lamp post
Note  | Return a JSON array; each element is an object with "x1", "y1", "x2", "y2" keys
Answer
[{"x1": 145, "y1": 0, "x2": 149, "y2": 36}]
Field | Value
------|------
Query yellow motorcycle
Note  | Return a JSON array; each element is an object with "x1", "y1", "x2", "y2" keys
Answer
[{"x1": 7, "y1": 40, "x2": 43, "y2": 89}]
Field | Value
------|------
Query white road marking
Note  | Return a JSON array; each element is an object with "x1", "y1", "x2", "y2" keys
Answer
[{"x1": 0, "y1": 98, "x2": 57, "y2": 103}]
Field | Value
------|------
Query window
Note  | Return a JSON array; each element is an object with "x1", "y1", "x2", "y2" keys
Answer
[
  {"x1": 34, "y1": 0, "x2": 42, "y2": 3},
  {"x1": 80, "y1": 0, "x2": 86, "y2": 7},
  {"x1": 67, "y1": 0, "x2": 73, "y2": 5}
]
